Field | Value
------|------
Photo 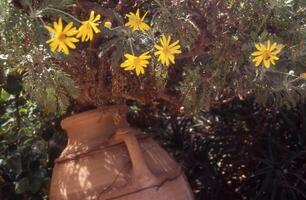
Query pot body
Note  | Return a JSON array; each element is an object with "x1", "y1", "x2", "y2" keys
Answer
[{"x1": 49, "y1": 105, "x2": 194, "y2": 200}]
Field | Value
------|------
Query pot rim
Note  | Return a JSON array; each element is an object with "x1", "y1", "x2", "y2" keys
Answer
[{"x1": 61, "y1": 104, "x2": 128, "y2": 130}]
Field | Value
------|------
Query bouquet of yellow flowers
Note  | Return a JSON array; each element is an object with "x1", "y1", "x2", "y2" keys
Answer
[{"x1": 0, "y1": 0, "x2": 305, "y2": 113}]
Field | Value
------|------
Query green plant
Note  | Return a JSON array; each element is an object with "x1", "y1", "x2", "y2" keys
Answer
[
  {"x1": 0, "y1": 0, "x2": 305, "y2": 113},
  {"x1": 0, "y1": 0, "x2": 306, "y2": 199},
  {"x1": 0, "y1": 71, "x2": 66, "y2": 199}
]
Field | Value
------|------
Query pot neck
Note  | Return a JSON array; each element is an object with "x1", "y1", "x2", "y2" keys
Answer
[{"x1": 61, "y1": 105, "x2": 129, "y2": 145}]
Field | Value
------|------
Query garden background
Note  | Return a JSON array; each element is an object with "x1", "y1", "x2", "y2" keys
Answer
[{"x1": 0, "y1": 0, "x2": 306, "y2": 199}]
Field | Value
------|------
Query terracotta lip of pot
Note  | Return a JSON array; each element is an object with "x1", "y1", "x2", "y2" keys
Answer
[{"x1": 61, "y1": 104, "x2": 128, "y2": 130}]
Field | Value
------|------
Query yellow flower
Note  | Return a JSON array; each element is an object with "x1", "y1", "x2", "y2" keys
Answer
[
  {"x1": 77, "y1": 11, "x2": 101, "y2": 42},
  {"x1": 104, "y1": 21, "x2": 112, "y2": 29},
  {"x1": 275, "y1": 44, "x2": 285, "y2": 53},
  {"x1": 125, "y1": 9, "x2": 150, "y2": 32},
  {"x1": 45, "y1": 18, "x2": 79, "y2": 55},
  {"x1": 251, "y1": 40, "x2": 283, "y2": 68},
  {"x1": 120, "y1": 52, "x2": 151, "y2": 76},
  {"x1": 154, "y1": 35, "x2": 182, "y2": 67}
]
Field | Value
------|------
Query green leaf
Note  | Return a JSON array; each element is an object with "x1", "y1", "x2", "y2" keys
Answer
[
  {"x1": 19, "y1": 108, "x2": 28, "y2": 115},
  {"x1": 19, "y1": 0, "x2": 30, "y2": 7},
  {"x1": 15, "y1": 178, "x2": 30, "y2": 194},
  {"x1": 46, "y1": 87, "x2": 56, "y2": 102},
  {"x1": 30, "y1": 178, "x2": 43, "y2": 193},
  {"x1": 11, "y1": 157, "x2": 22, "y2": 177},
  {"x1": 4, "y1": 75, "x2": 22, "y2": 95},
  {"x1": 0, "y1": 88, "x2": 10, "y2": 101}
]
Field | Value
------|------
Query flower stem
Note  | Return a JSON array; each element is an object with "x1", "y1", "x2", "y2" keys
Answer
[
  {"x1": 29, "y1": 4, "x2": 47, "y2": 26},
  {"x1": 41, "y1": 7, "x2": 82, "y2": 24},
  {"x1": 153, "y1": 0, "x2": 163, "y2": 7},
  {"x1": 109, "y1": 26, "x2": 121, "y2": 31},
  {"x1": 265, "y1": 68, "x2": 302, "y2": 79},
  {"x1": 129, "y1": 38, "x2": 135, "y2": 55}
]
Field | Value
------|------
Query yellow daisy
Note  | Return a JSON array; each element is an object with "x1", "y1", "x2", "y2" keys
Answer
[
  {"x1": 154, "y1": 35, "x2": 182, "y2": 67},
  {"x1": 125, "y1": 9, "x2": 150, "y2": 32},
  {"x1": 45, "y1": 18, "x2": 79, "y2": 55},
  {"x1": 77, "y1": 10, "x2": 101, "y2": 42},
  {"x1": 120, "y1": 52, "x2": 151, "y2": 76},
  {"x1": 251, "y1": 40, "x2": 283, "y2": 68}
]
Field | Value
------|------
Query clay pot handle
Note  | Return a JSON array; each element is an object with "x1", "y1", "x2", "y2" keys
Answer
[{"x1": 115, "y1": 129, "x2": 157, "y2": 184}]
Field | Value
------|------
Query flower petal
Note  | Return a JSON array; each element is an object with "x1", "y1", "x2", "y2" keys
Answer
[
  {"x1": 136, "y1": 9, "x2": 140, "y2": 17},
  {"x1": 89, "y1": 11, "x2": 95, "y2": 21},
  {"x1": 66, "y1": 27, "x2": 78, "y2": 36},
  {"x1": 136, "y1": 66, "x2": 141, "y2": 76},
  {"x1": 60, "y1": 43, "x2": 69, "y2": 55},
  {"x1": 169, "y1": 40, "x2": 180, "y2": 48},
  {"x1": 91, "y1": 23, "x2": 101, "y2": 33},
  {"x1": 57, "y1": 18, "x2": 63, "y2": 32},
  {"x1": 270, "y1": 55, "x2": 279, "y2": 60},
  {"x1": 63, "y1": 22, "x2": 74, "y2": 34},
  {"x1": 264, "y1": 59, "x2": 270, "y2": 68},
  {"x1": 251, "y1": 51, "x2": 263, "y2": 56},
  {"x1": 45, "y1": 25, "x2": 56, "y2": 34},
  {"x1": 142, "y1": 12, "x2": 148, "y2": 21},
  {"x1": 270, "y1": 42, "x2": 277, "y2": 51},
  {"x1": 167, "y1": 36, "x2": 171, "y2": 46},
  {"x1": 255, "y1": 43, "x2": 262, "y2": 51},
  {"x1": 154, "y1": 45, "x2": 163, "y2": 50},
  {"x1": 93, "y1": 14, "x2": 101, "y2": 22}
]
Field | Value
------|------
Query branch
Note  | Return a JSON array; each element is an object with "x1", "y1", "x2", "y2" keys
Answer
[
  {"x1": 76, "y1": 0, "x2": 123, "y2": 24},
  {"x1": 177, "y1": 49, "x2": 206, "y2": 60}
]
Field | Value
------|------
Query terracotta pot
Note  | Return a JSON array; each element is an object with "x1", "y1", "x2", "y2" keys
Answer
[{"x1": 49, "y1": 105, "x2": 194, "y2": 200}]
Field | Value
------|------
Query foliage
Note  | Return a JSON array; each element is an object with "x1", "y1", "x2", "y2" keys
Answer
[
  {"x1": 0, "y1": 0, "x2": 306, "y2": 199},
  {"x1": 21, "y1": 48, "x2": 78, "y2": 114},
  {"x1": 0, "y1": 0, "x2": 77, "y2": 114},
  {"x1": 0, "y1": 0, "x2": 304, "y2": 112},
  {"x1": 0, "y1": 71, "x2": 66, "y2": 199}
]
